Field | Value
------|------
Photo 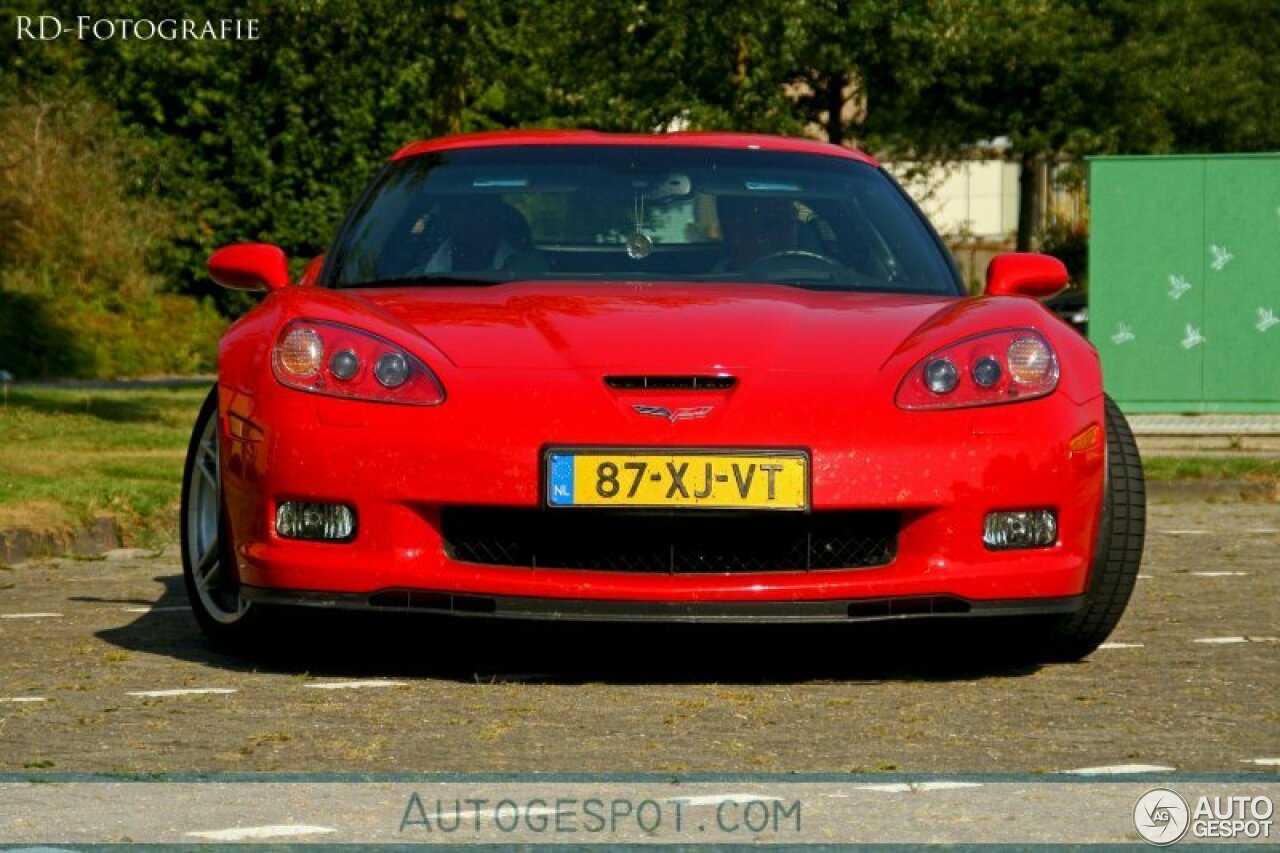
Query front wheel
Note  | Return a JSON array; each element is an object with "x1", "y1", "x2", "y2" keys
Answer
[
  {"x1": 180, "y1": 386, "x2": 269, "y2": 650},
  {"x1": 1027, "y1": 395, "x2": 1146, "y2": 661}
]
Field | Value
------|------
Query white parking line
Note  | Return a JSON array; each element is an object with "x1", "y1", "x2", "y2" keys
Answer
[
  {"x1": 1190, "y1": 572, "x2": 1250, "y2": 577},
  {"x1": 1137, "y1": 575, "x2": 1153, "y2": 580},
  {"x1": 104, "y1": 548, "x2": 159, "y2": 560},
  {"x1": 302, "y1": 680, "x2": 407, "y2": 690},
  {"x1": 0, "y1": 612, "x2": 63, "y2": 619},
  {"x1": 1194, "y1": 637, "x2": 1247, "y2": 644},
  {"x1": 127, "y1": 688, "x2": 237, "y2": 697},
  {"x1": 1161, "y1": 529, "x2": 1209, "y2": 535},
  {"x1": 1244, "y1": 758, "x2": 1280, "y2": 766},
  {"x1": 667, "y1": 793, "x2": 784, "y2": 806},
  {"x1": 1097, "y1": 643, "x2": 1144, "y2": 650},
  {"x1": 0, "y1": 697, "x2": 47, "y2": 703},
  {"x1": 122, "y1": 606, "x2": 190, "y2": 613},
  {"x1": 187, "y1": 825, "x2": 336, "y2": 841},
  {"x1": 1246, "y1": 529, "x2": 1279, "y2": 534},
  {"x1": 1062, "y1": 764, "x2": 1176, "y2": 775},
  {"x1": 855, "y1": 782, "x2": 984, "y2": 793}
]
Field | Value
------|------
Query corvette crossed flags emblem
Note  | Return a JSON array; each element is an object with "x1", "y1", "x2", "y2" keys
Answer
[{"x1": 631, "y1": 404, "x2": 714, "y2": 423}]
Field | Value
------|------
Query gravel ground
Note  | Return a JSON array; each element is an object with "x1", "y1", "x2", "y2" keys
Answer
[{"x1": 0, "y1": 502, "x2": 1275, "y2": 775}]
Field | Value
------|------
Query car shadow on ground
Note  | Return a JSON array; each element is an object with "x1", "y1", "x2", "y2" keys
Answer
[{"x1": 93, "y1": 575, "x2": 1047, "y2": 685}]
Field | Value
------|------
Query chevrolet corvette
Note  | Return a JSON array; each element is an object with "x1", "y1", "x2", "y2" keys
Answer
[{"x1": 182, "y1": 130, "x2": 1145, "y2": 661}]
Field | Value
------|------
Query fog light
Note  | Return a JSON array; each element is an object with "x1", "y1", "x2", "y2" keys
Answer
[
  {"x1": 276, "y1": 501, "x2": 355, "y2": 541},
  {"x1": 983, "y1": 510, "x2": 1056, "y2": 550}
]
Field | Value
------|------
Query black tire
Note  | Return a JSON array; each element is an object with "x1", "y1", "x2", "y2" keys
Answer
[
  {"x1": 180, "y1": 386, "x2": 270, "y2": 652},
  {"x1": 1030, "y1": 395, "x2": 1146, "y2": 661}
]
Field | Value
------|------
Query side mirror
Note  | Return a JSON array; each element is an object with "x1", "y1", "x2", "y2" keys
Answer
[
  {"x1": 207, "y1": 243, "x2": 291, "y2": 291},
  {"x1": 985, "y1": 253, "x2": 1069, "y2": 299}
]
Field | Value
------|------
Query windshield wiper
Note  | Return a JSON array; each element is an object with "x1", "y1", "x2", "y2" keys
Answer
[{"x1": 341, "y1": 274, "x2": 509, "y2": 289}]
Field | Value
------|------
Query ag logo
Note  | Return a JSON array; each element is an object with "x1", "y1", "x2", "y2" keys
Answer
[{"x1": 1134, "y1": 788, "x2": 1190, "y2": 846}]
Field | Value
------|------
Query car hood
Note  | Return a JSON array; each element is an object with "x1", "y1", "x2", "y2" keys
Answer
[{"x1": 349, "y1": 282, "x2": 964, "y2": 372}]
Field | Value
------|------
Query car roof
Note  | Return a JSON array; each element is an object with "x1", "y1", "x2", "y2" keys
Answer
[{"x1": 390, "y1": 129, "x2": 880, "y2": 168}]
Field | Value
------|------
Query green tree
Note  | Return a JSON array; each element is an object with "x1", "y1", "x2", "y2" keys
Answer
[
  {"x1": 884, "y1": 0, "x2": 1280, "y2": 249},
  {"x1": 1145, "y1": 0, "x2": 1280, "y2": 153},
  {"x1": 11, "y1": 0, "x2": 1279, "y2": 300},
  {"x1": 510, "y1": 0, "x2": 805, "y2": 134},
  {"x1": 11, "y1": 0, "x2": 514, "y2": 310},
  {"x1": 786, "y1": 0, "x2": 956, "y2": 148}
]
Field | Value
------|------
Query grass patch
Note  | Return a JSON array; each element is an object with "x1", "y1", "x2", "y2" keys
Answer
[
  {"x1": 0, "y1": 386, "x2": 207, "y2": 545},
  {"x1": 1143, "y1": 457, "x2": 1280, "y2": 483}
]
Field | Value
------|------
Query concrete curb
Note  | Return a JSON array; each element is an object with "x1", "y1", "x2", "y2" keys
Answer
[
  {"x1": 1146, "y1": 479, "x2": 1278, "y2": 504},
  {"x1": 0, "y1": 516, "x2": 122, "y2": 565}
]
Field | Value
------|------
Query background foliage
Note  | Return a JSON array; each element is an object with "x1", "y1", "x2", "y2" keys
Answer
[{"x1": 2, "y1": 0, "x2": 1277, "y2": 377}]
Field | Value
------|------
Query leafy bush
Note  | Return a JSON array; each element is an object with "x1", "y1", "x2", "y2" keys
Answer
[
  {"x1": 0, "y1": 91, "x2": 225, "y2": 379},
  {"x1": 1038, "y1": 212, "x2": 1089, "y2": 292}
]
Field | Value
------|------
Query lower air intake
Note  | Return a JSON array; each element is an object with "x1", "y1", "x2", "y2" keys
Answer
[{"x1": 441, "y1": 508, "x2": 897, "y2": 573}]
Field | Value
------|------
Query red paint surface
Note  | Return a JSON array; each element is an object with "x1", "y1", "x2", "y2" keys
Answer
[
  {"x1": 392, "y1": 129, "x2": 880, "y2": 167},
  {"x1": 208, "y1": 244, "x2": 291, "y2": 292},
  {"x1": 217, "y1": 279, "x2": 1104, "y2": 605}
]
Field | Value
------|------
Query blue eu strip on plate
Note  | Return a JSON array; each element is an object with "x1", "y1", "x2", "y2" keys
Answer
[{"x1": 548, "y1": 454, "x2": 575, "y2": 506}]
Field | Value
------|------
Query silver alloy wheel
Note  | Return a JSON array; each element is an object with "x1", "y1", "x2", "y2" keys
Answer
[{"x1": 184, "y1": 412, "x2": 249, "y2": 624}]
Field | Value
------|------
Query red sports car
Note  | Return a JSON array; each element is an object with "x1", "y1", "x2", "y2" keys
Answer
[{"x1": 182, "y1": 130, "x2": 1145, "y2": 661}]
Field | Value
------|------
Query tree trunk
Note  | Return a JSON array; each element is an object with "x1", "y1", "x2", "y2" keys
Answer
[
  {"x1": 1016, "y1": 153, "x2": 1040, "y2": 251},
  {"x1": 823, "y1": 72, "x2": 847, "y2": 146}
]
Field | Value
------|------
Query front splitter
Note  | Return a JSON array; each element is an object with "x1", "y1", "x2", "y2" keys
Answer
[{"x1": 241, "y1": 585, "x2": 1083, "y2": 624}]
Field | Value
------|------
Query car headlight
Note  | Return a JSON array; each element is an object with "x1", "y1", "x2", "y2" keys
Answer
[
  {"x1": 271, "y1": 319, "x2": 445, "y2": 405},
  {"x1": 895, "y1": 328, "x2": 1058, "y2": 410}
]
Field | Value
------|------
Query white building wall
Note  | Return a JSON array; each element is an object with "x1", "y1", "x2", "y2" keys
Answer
[{"x1": 886, "y1": 160, "x2": 1021, "y2": 241}]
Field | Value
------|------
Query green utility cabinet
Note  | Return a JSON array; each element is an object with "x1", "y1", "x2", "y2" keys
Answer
[{"x1": 1088, "y1": 154, "x2": 1280, "y2": 412}]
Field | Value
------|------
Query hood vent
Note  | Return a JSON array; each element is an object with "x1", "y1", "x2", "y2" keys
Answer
[{"x1": 605, "y1": 375, "x2": 737, "y2": 391}]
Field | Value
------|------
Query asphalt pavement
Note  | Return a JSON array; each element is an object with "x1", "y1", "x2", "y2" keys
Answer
[{"x1": 0, "y1": 502, "x2": 1275, "y2": 775}]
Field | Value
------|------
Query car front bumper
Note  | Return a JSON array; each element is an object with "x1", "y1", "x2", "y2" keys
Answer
[{"x1": 219, "y1": 377, "x2": 1106, "y2": 612}]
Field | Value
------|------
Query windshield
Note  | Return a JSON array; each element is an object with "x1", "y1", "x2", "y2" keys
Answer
[{"x1": 326, "y1": 145, "x2": 961, "y2": 294}]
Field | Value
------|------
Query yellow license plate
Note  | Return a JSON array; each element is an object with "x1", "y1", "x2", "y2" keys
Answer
[{"x1": 546, "y1": 451, "x2": 808, "y2": 510}]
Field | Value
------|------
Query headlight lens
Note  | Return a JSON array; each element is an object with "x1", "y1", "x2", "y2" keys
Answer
[
  {"x1": 972, "y1": 355, "x2": 1003, "y2": 388},
  {"x1": 329, "y1": 349, "x2": 360, "y2": 381},
  {"x1": 277, "y1": 327, "x2": 324, "y2": 377},
  {"x1": 896, "y1": 328, "x2": 1059, "y2": 410},
  {"x1": 374, "y1": 352, "x2": 409, "y2": 388},
  {"x1": 1007, "y1": 335, "x2": 1058, "y2": 385},
  {"x1": 924, "y1": 358, "x2": 959, "y2": 394},
  {"x1": 271, "y1": 320, "x2": 444, "y2": 405}
]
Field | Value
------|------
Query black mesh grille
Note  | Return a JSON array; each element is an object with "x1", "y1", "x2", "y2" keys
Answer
[
  {"x1": 604, "y1": 375, "x2": 737, "y2": 390},
  {"x1": 442, "y1": 508, "x2": 897, "y2": 573}
]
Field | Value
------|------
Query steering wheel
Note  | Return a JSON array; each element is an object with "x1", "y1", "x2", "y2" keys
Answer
[{"x1": 736, "y1": 250, "x2": 845, "y2": 280}]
